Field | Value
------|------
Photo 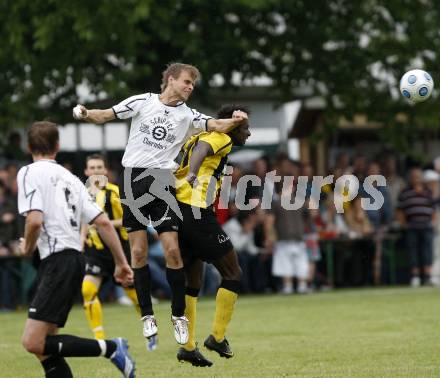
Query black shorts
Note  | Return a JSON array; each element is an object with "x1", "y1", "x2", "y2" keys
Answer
[
  {"x1": 29, "y1": 250, "x2": 84, "y2": 328},
  {"x1": 119, "y1": 168, "x2": 181, "y2": 234},
  {"x1": 178, "y1": 202, "x2": 233, "y2": 263},
  {"x1": 84, "y1": 239, "x2": 131, "y2": 277}
]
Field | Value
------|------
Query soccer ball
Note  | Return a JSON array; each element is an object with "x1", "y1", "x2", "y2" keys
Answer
[{"x1": 399, "y1": 69, "x2": 434, "y2": 103}]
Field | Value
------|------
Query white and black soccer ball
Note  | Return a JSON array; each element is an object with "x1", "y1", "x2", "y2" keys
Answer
[{"x1": 399, "y1": 69, "x2": 434, "y2": 103}]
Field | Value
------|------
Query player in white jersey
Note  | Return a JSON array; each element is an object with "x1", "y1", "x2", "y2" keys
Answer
[
  {"x1": 73, "y1": 63, "x2": 248, "y2": 347},
  {"x1": 18, "y1": 122, "x2": 135, "y2": 378}
]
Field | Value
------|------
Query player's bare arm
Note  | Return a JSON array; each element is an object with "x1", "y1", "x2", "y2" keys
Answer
[
  {"x1": 19, "y1": 210, "x2": 43, "y2": 256},
  {"x1": 207, "y1": 110, "x2": 248, "y2": 133},
  {"x1": 73, "y1": 104, "x2": 115, "y2": 124},
  {"x1": 185, "y1": 141, "x2": 214, "y2": 186},
  {"x1": 92, "y1": 213, "x2": 134, "y2": 286}
]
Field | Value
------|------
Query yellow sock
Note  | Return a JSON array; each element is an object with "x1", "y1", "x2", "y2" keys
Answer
[
  {"x1": 183, "y1": 295, "x2": 198, "y2": 351},
  {"x1": 123, "y1": 287, "x2": 141, "y2": 316},
  {"x1": 212, "y1": 288, "x2": 238, "y2": 342},
  {"x1": 82, "y1": 280, "x2": 105, "y2": 339}
]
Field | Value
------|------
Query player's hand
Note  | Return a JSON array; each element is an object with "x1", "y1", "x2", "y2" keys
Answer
[
  {"x1": 18, "y1": 237, "x2": 26, "y2": 256},
  {"x1": 73, "y1": 104, "x2": 88, "y2": 120},
  {"x1": 232, "y1": 110, "x2": 248, "y2": 125},
  {"x1": 114, "y1": 263, "x2": 134, "y2": 287},
  {"x1": 185, "y1": 172, "x2": 198, "y2": 187}
]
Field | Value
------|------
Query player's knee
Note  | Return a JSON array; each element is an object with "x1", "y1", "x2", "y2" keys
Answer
[
  {"x1": 222, "y1": 266, "x2": 242, "y2": 282},
  {"x1": 22, "y1": 334, "x2": 44, "y2": 355},
  {"x1": 82, "y1": 280, "x2": 98, "y2": 302},
  {"x1": 163, "y1": 246, "x2": 182, "y2": 267},
  {"x1": 186, "y1": 275, "x2": 203, "y2": 290},
  {"x1": 131, "y1": 246, "x2": 147, "y2": 267}
]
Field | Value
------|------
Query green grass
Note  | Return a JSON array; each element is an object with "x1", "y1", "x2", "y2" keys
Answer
[{"x1": 1, "y1": 287, "x2": 440, "y2": 377}]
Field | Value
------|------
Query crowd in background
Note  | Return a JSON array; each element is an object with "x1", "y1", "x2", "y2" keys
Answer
[{"x1": 1, "y1": 131, "x2": 440, "y2": 311}]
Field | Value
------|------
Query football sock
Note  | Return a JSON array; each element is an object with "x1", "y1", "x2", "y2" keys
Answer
[
  {"x1": 212, "y1": 281, "x2": 239, "y2": 342},
  {"x1": 166, "y1": 267, "x2": 186, "y2": 317},
  {"x1": 43, "y1": 335, "x2": 116, "y2": 358},
  {"x1": 183, "y1": 287, "x2": 200, "y2": 351},
  {"x1": 82, "y1": 279, "x2": 105, "y2": 339},
  {"x1": 41, "y1": 356, "x2": 73, "y2": 378},
  {"x1": 133, "y1": 265, "x2": 154, "y2": 316},
  {"x1": 123, "y1": 287, "x2": 141, "y2": 316}
]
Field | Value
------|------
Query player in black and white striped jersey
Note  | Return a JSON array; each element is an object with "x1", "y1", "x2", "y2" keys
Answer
[
  {"x1": 72, "y1": 62, "x2": 248, "y2": 348},
  {"x1": 18, "y1": 121, "x2": 135, "y2": 378}
]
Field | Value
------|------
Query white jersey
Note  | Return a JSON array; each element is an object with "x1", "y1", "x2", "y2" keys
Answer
[
  {"x1": 112, "y1": 93, "x2": 212, "y2": 169},
  {"x1": 17, "y1": 160, "x2": 103, "y2": 260}
]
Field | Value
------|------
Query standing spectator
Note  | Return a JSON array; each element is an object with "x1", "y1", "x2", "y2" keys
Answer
[
  {"x1": 3, "y1": 131, "x2": 28, "y2": 162},
  {"x1": 360, "y1": 162, "x2": 392, "y2": 284},
  {"x1": 223, "y1": 209, "x2": 259, "y2": 293},
  {"x1": 397, "y1": 167, "x2": 435, "y2": 287},
  {"x1": 382, "y1": 155, "x2": 406, "y2": 214},
  {"x1": 271, "y1": 181, "x2": 309, "y2": 294},
  {"x1": 344, "y1": 196, "x2": 374, "y2": 286},
  {"x1": 423, "y1": 170, "x2": 440, "y2": 285},
  {"x1": 352, "y1": 154, "x2": 367, "y2": 182}
]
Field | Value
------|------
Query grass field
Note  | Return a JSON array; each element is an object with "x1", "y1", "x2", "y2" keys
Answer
[{"x1": 1, "y1": 287, "x2": 440, "y2": 377}]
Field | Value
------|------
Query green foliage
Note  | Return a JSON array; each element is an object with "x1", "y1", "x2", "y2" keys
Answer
[{"x1": 1, "y1": 0, "x2": 440, "y2": 149}]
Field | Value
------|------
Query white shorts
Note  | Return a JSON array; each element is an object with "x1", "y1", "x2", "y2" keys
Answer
[{"x1": 272, "y1": 241, "x2": 308, "y2": 279}]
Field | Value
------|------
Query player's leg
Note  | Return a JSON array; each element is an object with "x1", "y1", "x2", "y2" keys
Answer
[
  {"x1": 120, "y1": 240, "x2": 141, "y2": 316},
  {"x1": 24, "y1": 252, "x2": 135, "y2": 378},
  {"x1": 159, "y1": 230, "x2": 188, "y2": 344},
  {"x1": 22, "y1": 319, "x2": 73, "y2": 377},
  {"x1": 82, "y1": 274, "x2": 105, "y2": 339},
  {"x1": 183, "y1": 258, "x2": 204, "y2": 352},
  {"x1": 176, "y1": 258, "x2": 212, "y2": 367},
  {"x1": 204, "y1": 249, "x2": 241, "y2": 358},
  {"x1": 123, "y1": 286, "x2": 141, "y2": 316},
  {"x1": 129, "y1": 230, "x2": 158, "y2": 341}
]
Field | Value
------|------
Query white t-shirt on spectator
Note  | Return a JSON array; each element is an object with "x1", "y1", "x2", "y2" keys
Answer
[
  {"x1": 112, "y1": 93, "x2": 212, "y2": 169},
  {"x1": 17, "y1": 160, "x2": 102, "y2": 260}
]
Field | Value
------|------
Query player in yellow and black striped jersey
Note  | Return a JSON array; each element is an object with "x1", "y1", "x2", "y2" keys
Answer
[
  {"x1": 81, "y1": 154, "x2": 140, "y2": 340},
  {"x1": 174, "y1": 105, "x2": 251, "y2": 366}
]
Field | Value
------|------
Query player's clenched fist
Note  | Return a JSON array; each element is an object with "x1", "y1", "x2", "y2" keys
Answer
[
  {"x1": 232, "y1": 110, "x2": 248, "y2": 125},
  {"x1": 73, "y1": 104, "x2": 88, "y2": 120}
]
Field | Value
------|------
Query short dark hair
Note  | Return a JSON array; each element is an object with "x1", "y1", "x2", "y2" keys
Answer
[
  {"x1": 27, "y1": 121, "x2": 59, "y2": 155},
  {"x1": 86, "y1": 153, "x2": 107, "y2": 167},
  {"x1": 216, "y1": 104, "x2": 250, "y2": 119},
  {"x1": 161, "y1": 63, "x2": 200, "y2": 92}
]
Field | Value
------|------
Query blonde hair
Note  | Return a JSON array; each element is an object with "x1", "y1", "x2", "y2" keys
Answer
[{"x1": 161, "y1": 63, "x2": 200, "y2": 92}]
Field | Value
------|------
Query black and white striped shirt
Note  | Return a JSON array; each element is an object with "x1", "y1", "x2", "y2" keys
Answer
[{"x1": 397, "y1": 186, "x2": 434, "y2": 229}]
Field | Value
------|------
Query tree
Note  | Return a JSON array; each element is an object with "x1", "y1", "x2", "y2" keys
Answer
[{"x1": 1, "y1": 0, "x2": 439, "y2": 152}]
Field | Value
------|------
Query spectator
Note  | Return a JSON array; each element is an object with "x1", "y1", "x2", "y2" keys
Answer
[
  {"x1": 271, "y1": 180, "x2": 309, "y2": 294},
  {"x1": 382, "y1": 155, "x2": 406, "y2": 214},
  {"x1": 223, "y1": 209, "x2": 260, "y2": 293},
  {"x1": 360, "y1": 162, "x2": 392, "y2": 284},
  {"x1": 343, "y1": 196, "x2": 374, "y2": 285},
  {"x1": 423, "y1": 170, "x2": 440, "y2": 286},
  {"x1": 397, "y1": 167, "x2": 435, "y2": 287},
  {"x1": 352, "y1": 154, "x2": 367, "y2": 182},
  {"x1": 3, "y1": 132, "x2": 27, "y2": 162}
]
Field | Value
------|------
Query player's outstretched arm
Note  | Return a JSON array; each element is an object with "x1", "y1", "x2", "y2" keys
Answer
[
  {"x1": 73, "y1": 104, "x2": 115, "y2": 125},
  {"x1": 206, "y1": 110, "x2": 248, "y2": 133},
  {"x1": 19, "y1": 210, "x2": 43, "y2": 256},
  {"x1": 185, "y1": 141, "x2": 214, "y2": 186},
  {"x1": 92, "y1": 213, "x2": 134, "y2": 286}
]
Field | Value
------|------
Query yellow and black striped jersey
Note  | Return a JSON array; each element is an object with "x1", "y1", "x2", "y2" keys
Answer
[
  {"x1": 86, "y1": 182, "x2": 128, "y2": 251},
  {"x1": 175, "y1": 131, "x2": 232, "y2": 208}
]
